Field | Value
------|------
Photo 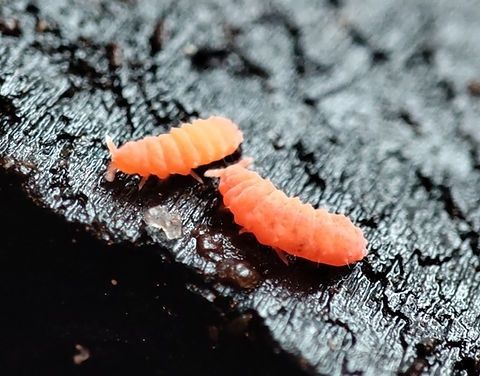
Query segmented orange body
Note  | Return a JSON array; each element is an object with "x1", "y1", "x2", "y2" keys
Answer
[
  {"x1": 106, "y1": 116, "x2": 243, "y2": 180},
  {"x1": 206, "y1": 161, "x2": 368, "y2": 266}
]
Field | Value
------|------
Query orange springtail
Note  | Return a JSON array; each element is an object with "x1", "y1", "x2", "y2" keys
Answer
[
  {"x1": 105, "y1": 116, "x2": 243, "y2": 184},
  {"x1": 205, "y1": 160, "x2": 368, "y2": 266}
]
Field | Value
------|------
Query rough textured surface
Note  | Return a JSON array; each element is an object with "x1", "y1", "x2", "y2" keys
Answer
[{"x1": 1, "y1": 0, "x2": 480, "y2": 374}]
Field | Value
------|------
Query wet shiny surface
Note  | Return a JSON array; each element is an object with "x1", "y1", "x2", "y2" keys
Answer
[{"x1": 1, "y1": 0, "x2": 480, "y2": 374}]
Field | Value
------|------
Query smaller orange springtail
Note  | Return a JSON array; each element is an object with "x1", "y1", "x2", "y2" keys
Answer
[{"x1": 105, "y1": 116, "x2": 243, "y2": 185}]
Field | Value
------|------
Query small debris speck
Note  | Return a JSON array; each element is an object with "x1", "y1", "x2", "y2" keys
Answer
[
  {"x1": 73, "y1": 344, "x2": 90, "y2": 365},
  {"x1": 35, "y1": 19, "x2": 49, "y2": 33},
  {"x1": 144, "y1": 205, "x2": 182, "y2": 239},
  {"x1": 328, "y1": 339, "x2": 338, "y2": 350},
  {"x1": 150, "y1": 20, "x2": 168, "y2": 54},
  {"x1": 193, "y1": 225, "x2": 223, "y2": 258},
  {"x1": 0, "y1": 18, "x2": 22, "y2": 36},
  {"x1": 183, "y1": 44, "x2": 198, "y2": 56},
  {"x1": 3, "y1": 159, "x2": 14, "y2": 169},
  {"x1": 106, "y1": 42, "x2": 123, "y2": 69},
  {"x1": 467, "y1": 80, "x2": 480, "y2": 97}
]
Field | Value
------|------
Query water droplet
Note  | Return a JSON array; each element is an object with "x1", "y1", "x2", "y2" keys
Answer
[
  {"x1": 216, "y1": 259, "x2": 260, "y2": 289},
  {"x1": 73, "y1": 344, "x2": 90, "y2": 365}
]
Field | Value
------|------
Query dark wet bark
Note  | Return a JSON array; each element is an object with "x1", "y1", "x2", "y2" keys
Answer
[{"x1": 1, "y1": 0, "x2": 480, "y2": 375}]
